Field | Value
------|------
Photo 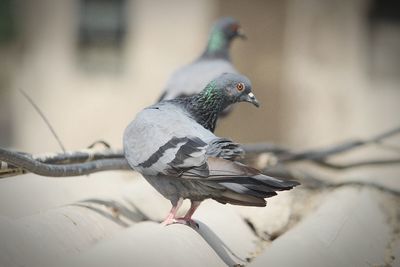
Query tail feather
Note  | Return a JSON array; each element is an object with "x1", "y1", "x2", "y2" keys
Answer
[
  {"x1": 181, "y1": 157, "x2": 300, "y2": 207},
  {"x1": 215, "y1": 175, "x2": 299, "y2": 190},
  {"x1": 206, "y1": 157, "x2": 300, "y2": 206},
  {"x1": 219, "y1": 182, "x2": 270, "y2": 198},
  {"x1": 214, "y1": 191, "x2": 267, "y2": 207},
  {"x1": 253, "y1": 174, "x2": 300, "y2": 189}
]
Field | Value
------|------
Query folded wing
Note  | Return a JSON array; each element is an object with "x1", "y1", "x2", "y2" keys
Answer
[{"x1": 182, "y1": 157, "x2": 299, "y2": 207}]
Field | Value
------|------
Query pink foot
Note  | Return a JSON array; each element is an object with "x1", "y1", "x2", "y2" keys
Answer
[
  {"x1": 162, "y1": 218, "x2": 198, "y2": 228},
  {"x1": 161, "y1": 199, "x2": 201, "y2": 229},
  {"x1": 176, "y1": 217, "x2": 199, "y2": 228},
  {"x1": 161, "y1": 217, "x2": 177, "y2": 226}
]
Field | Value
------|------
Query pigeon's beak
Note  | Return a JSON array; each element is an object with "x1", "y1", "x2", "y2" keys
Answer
[
  {"x1": 237, "y1": 28, "x2": 247, "y2": 40},
  {"x1": 242, "y1": 92, "x2": 260, "y2": 108}
]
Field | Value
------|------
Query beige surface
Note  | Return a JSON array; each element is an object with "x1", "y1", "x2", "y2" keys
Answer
[
  {"x1": 0, "y1": 171, "x2": 135, "y2": 218},
  {"x1": 250, "y1": 187, "x2": 398, "y2": 267},
  {"x1": 0, "y1": 176, "x2": 260, "y2": 267},
  {"x1": 0, "y1": 170, "x2": 398, "y2": 267},
  {"x1": 59, "y1": 222, "x2": 229, "y2": 267}
]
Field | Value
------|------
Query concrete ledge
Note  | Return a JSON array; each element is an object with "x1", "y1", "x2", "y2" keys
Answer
[
  {"x1": 0, "y1": 177, "x2": 260, "y2": 267},
  {"x1": 249, "y1": 187, "x2": 395, "y2": 267},
  {"x1": 59, "y1": 220, "x2": 254, "y2": 267},
  {"x1": 59, "y1": 200, "x2": 259, "y2": 267},
  {"x1": 0, "y1": 203, "x2": 142, "y2": 267},
  {"x1": 233, "y1": 191, "x2": 294, "y2": 239},
  {"x1": 2, "y1": 172, "x2": 396, "y2": 267},
  {"x1": 0, "y1": 172, "x2": 137, "y2": 218}
]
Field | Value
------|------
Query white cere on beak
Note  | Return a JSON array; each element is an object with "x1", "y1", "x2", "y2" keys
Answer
[{"x1": 248, "y1": 92, "x2": 254, "y2": 98}]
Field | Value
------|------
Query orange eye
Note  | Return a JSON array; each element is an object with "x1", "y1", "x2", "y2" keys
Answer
[{"x1": 236, "y1": 82, "x2": 245, "y2": 92}]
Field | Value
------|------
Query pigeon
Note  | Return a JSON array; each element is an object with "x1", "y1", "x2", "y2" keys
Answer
[
  {"x1": 124, "y1": 73, "x2": 299, "y2": 226},
  {"x1": 158, "y1": 17, "x2": 245, "y2": 104}
]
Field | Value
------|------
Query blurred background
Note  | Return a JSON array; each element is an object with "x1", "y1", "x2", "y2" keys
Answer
[
  {"x1": 0, "y1": 1, "x2": 399, "y2": 266},
  {"x1": 0, "y1": 0, "x2": 399, "y2": 154}
]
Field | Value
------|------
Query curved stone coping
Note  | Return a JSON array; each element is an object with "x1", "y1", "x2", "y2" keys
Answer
[{"x1": 249, "y1": 187, "x2": 396, "y2": 267}]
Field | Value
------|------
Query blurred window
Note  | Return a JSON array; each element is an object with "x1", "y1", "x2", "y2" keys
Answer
[
  {"x1": 78, "y1": 0, "x2": 126, "y2": 47},
  {"x1": 0, "y1": 0, "x2": 15, "y2": 146},
  {"x1": 368, "y1": 0, "x2": 400, "y2": 83},
  {"x1": 0, "y1": 0, "x2": 16, "y2": 43},
  {"x1": 77, "y1": 0, "x2": 127, "y2": 73}
]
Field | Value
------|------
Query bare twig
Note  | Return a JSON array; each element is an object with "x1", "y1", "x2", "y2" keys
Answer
[
  {"x1": 313, "y1": 158, "x2": 400, "y2": 170},
  {"x1": 299, "y1": 171, "x2": 400, "y2": 197},
  {"x1": 262, "y1": 165, "x2": 400, "y2": 197},
  {"x1": 87, "y1": 140, "x2": 112, "y2": 149},
  {"x1": 278, "y1": 126, "x2": 400, "y2": 162},
  {"x1": 0, "y1": 148, "x2": 130, "y2": 178},
  {"x1": 34, "y1": 149, "x2": 124, "y2": 164},
  {"x1": 328, "y1": 180, "x2": 400, "y2": 197},
  {"x1": 0, "y1": 126, "x2": 399, "y2": 179},
  {"x1": 19, "y1": 89, "x2": 66, "y2": 153}
]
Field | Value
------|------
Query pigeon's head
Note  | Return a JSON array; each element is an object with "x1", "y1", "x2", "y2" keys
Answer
[
  {"x1": 204, "y1": 17, "x2": 245, "y2": 58},
  {"x1": 190, "y1": 73, "x2": 259, "y2": 132},
  {"x1": 213, "y1": 73, "x2": 260, "y2": 108},
  {"x1": 212, "y1": 17, "x2": 246, "y2": 41}
]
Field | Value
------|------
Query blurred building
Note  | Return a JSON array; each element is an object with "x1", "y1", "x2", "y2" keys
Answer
[{"x1": 0, "y1": 0, "x2": 399, "y2": 153}]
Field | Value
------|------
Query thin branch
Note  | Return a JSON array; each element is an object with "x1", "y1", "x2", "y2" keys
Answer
[
  {"x1": 328, "y1": 180, "x2": 400, "y2": 197},
  {"x1": 0, "y1": 148, "x2": 130, "y2": 178},
  {"x1": 313, "y1": 158, "x2": 400, "y2": 169},
  {"x1": 279, "y1": 126, "x2": 400, "y2": 162},
  {"x1": 34, "y1": 149, "x2": 124, "y2": 164},
  {"x1": 278, "y1": 140, "x2": 364, "y2": 161},
  {"x1": 0, "y1": 161, "x2": 27, "y2": 177},
  {"x1": 242, "y1": 127, "x2": 400, "y2": 162},
  {"x1": 1, "y1": 148, "x2": 399, "y2": 179},
  {"x1": 19, "y1": 89, "x2": 66, "y2": 153},
  {"x1": 372, "y1": 126, "x2": 400, "y2": 142},
  {"x1": 87, "y1": 140, "x2": 112, "y2": 149},
  {"x1": 299, "y1": 171, "x2": 400, "y2": 197},
  {"x1": 262, "y1": 165, "x2": 400, "y2": 197},
  {"x1": 0, "y1": 126, "x2": 399, "y2": 178}
]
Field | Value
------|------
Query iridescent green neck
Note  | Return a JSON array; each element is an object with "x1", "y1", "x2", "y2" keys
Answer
[
  {"x1": 200, "y1": 80, "x2": 218, "y2": 101},
  {"x1": 203, "y1": 30, "x2": 230, "y2": 59},
  {"x1": 187, "y1": 81, "x2": 228, "y2": 132}
]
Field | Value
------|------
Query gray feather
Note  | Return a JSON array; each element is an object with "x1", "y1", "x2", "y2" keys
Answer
[
  {"x1": 123, "y1": 74, "x2": 299, "y2": 208},
  {"x1": 206, "y1": 138, "x2": 244, "y2": 160},
  {"x1": 161, "y1": 59, "x2": 238, "y2": 101}
]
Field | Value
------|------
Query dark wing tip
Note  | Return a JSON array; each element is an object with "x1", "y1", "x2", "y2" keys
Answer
[
  {"x1": 215, "y1": 174, "x2": 300, "y2": 206},
  {"x1": 253, "y1": 174, "x2": 300, "y2": 190}
]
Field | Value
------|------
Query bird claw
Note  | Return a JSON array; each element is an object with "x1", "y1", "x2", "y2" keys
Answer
[
  {"x1": 162, "y1": 218, "x2": 199, "y2": 229},
  {"x1": 178, "y1": 218, "x2": 199, "y2": 229}
]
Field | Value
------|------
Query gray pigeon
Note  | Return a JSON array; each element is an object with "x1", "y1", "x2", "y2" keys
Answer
[
  {"x1": 124, "y1": 73, "x2": 299, "y2": 226},
  {"x1": 158, "y1": 17, "x2": 245, "y2": 103}
]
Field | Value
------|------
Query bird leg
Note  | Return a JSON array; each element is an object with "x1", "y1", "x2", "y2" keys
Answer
[
  {"x1": 176, "y1": 200, "x2": 202, "y2": 228},
  {"x1": 184, "y1": 200, "x2": 202, "y2": 220},
  {"x1": 161, "y1": 198, "x2": 183, "y2": 226},
  {"x1": 162, "y1": 199, "x2": 202, "y2": 228}
]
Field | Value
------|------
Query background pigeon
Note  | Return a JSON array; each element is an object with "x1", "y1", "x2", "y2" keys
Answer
[
  {"x1": 124, "y1": 73, "x2": 299, "y2": 226},
  {"x1": 157, "y1": 17, "x2": 245, "y2": 104}
]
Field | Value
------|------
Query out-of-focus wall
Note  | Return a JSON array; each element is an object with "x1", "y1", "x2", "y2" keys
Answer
[
  {"x1": 0, "y1": 45, "x2": 16, "y2": 147},
  {"x1": 280, "y1": 0, "x2": 400, "y2": 148},
  {"x1": 6, "y1": 0, "x2": 216, "y2": 153},
  {"x1": 215, "y1": 0, "x2": 287, "y2": 143},
  {"x1": 215, "y1": 0, "x2": 400, "y2": 149},
  {"x1": 215, "y1": 0, "x2": 400, "y2": 181},
  {"x1": 0, "y1": 0, "x2": 399, "y2": 154}
]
